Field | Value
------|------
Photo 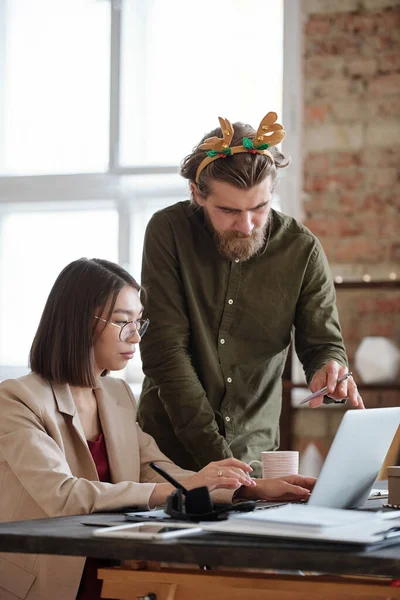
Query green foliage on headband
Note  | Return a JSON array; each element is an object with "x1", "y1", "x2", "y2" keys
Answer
[
  {"x1": 242, "y1": 137, "x2": 255, "y2": 150},
  {"x1": 205, "y1": 148, "x2": 232, "y2": 158},
  {"x1": 243, "y1": 137, "x2": 270, "y2": 151}
]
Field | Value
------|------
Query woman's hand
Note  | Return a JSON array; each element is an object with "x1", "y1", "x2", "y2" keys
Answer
[
  {"x1": 185, "y1": 458, "x2": 257, "y2": 492},
  {"x1": 149, "y1": 458, "x2": 256, "y2": 507},
  {"x1": 237, "y1": 474, "x2": 317, "y2": 502}
]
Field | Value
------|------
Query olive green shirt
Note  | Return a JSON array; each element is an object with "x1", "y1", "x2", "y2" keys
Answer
[{"x1": 138, "y1": 201, "x2": 347, "y2": 472}]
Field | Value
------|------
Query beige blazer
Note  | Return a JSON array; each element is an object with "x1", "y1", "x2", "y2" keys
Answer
[{"x1": 0, "y1": 372, "x2": 230, "y2": 600}]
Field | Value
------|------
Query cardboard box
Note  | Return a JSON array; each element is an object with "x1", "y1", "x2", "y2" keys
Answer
[{"x1": 387, "y1": 465, "x2": 400, "y2": 505}]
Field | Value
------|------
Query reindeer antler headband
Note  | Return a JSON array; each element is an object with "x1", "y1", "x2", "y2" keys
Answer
[{"x1": 195, "y1": 112, "x2": 286, "y2": 183}]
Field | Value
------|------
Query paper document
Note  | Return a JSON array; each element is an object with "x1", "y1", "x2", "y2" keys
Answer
[
  {"x1": 229, "y1": 504, "x2": 375, "y2": 532},
  {"x1": 200, "y1": 506, "x2": 400, "y2": 545}
]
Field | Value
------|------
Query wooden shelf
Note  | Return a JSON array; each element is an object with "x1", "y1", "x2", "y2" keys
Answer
[{"x1": 334, "y1": 281, "x2": 400, "y2": 289}]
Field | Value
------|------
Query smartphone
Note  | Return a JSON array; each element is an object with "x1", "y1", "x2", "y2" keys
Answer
[{"x1": 92, "y1": 521, "x2": 202, "y2": 541}]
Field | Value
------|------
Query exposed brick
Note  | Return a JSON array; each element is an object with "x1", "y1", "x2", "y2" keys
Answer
[
  {"x1": 366, "y1": 119, "x2": 400, "y2": 147},
  {"x1": 393, "y1": 195, "x2": 400, "y2": 209},
  {"x1": 318, "y1": 236, "x2": 338, "y2": 262},
  {"x1": 365, "y1": 167, "x2": 399, "y2": 192},
  {"x1": 304, "y1": 171, "x2": 365, "y2": 194},
  {"x1": 356, "y1": 296, "x2": 400, "y2": 313},
  {"x1": 305, "y1": 36, "x2": 362, "y2": 57},
  {"x1": 361, "y1": 147, "x2": 400, "y2": 167},
  {"x1": 368, "y1": 73, "x2": 400, "y2": 95},
  {"x1": 305, "y1": 15, "x2": 332, "y2": 36},
  {"x1": 303, "y1": 0, "x2": 399, "y2": 279},
  {"x1": 363, "y1": 0, "x2": 400, "y2": 9},
  {"x1": 379, "y1": 52, "x2": 400, "y2": 72},
  {"x1": 305, "y1": 212, "x2": 397, "y2": 241},
  {"x1": 336, "y1": 13, "x2": 378, "y2": 33},
  {"x1": 304, "y1": 77, "x2": 364, "y2": 102},
  {"x1": 305, "y1": 104, "x2": 332, "y2": 124},
  {"x1": 338, "y1": 192, "x2": 363, "y2": 211},
  {"x1": 331, "y1": 152, "x2": 362, "y2": 168},
  {"x1": 338, "y1": 218, "x2": 363, "y2": 236},
  {"x1": 305, "y1": 123, "x2": 363, "y2": 152},
  {"x1": 304, "y1": 0, "x2": 361, "y2": 14},
  {"x1": 305, "y1": 56, "x2": 346, "y2": 78},
  {"x1": 369, "y1": 32, "x2": 400, "y2": 52},
  {"x1": 334, "y1": 238, "x2": 386, "y2": 263},
  {"x1": 330, "y1": 100, "x2": 366, "y2": 122},
  {"x1": 390, "y1": 243, "x2": 400, "y2": 261},
  {"x1": 361, "y1": 193, "x2": 398, "y2": 211},
  {"x1": 304, "y1": 217, "x2": 332, "y2": 237},
  {"x1": 369, "y1": 322, "x2": 397, "y2": 338},
  {"x1": 377, "y1": 6, "x2": 400, "y2": 29},
  {"x1": 365, "y1": 96, "x2": 400, "y2": 118},
  {"x1": 303, "y1": 153, "x2": 330, "y2": 173},
  {"x1": 345, "y1": 57, "x2": 378, "y2": 76},
  {"x1": 303, "y1": 192, "x2": 345, "y2": 215}
]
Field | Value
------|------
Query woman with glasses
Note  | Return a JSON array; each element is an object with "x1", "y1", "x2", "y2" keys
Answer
[{"x1": 0, "y1": 258, "x2": 314, "y2": 600}]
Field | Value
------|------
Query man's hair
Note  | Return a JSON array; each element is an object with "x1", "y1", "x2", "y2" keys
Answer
[
  {"x1": 30, "y1": 258, "x2": 140, "y2": 388},
  {"x1": 180, "y1": 121, "x2": 290, "y2": 201}
]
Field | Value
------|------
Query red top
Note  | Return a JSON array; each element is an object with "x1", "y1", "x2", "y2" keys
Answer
[
  {"x1": 76, "y1": 433, "x2": 113, "y2": 600},
  {"x1": 87, "y1": 433, "x2": 111, "y2": 483}
]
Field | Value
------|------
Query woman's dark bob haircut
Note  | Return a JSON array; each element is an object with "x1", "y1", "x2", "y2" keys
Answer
[{"x1": 29, "y1": 258, "x2": 140, "y2": 388}]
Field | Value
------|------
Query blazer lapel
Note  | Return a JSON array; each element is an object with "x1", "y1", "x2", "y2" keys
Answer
[
  {"x1": 50, "y1": 382, "x2": 99, "y2": 480},
  {"x1": 50, "y1": 382, "x2": 87, "y2": 444}
]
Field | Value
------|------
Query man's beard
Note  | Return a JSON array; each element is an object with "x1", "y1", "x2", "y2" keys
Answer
[{"x1": 204, "y1": 211, "x2": 269, "y2": 262}]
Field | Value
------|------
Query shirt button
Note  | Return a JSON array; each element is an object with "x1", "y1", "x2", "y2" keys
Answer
[
  {"x1": 220, "y1": 338, "x2": 225, "y2": 344},
  {"x1": 227, "y1": 377, "x2": 232, "y2": 383},
  {"x1": 225, "y1": 416, "x2": 231, "y2": 422},
  {"x1": 228, "y1": 299, "x2": 233, "y2": 305}
]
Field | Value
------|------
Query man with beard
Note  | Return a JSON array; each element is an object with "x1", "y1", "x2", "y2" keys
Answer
[{"x1": 138, "y1": 113, "x2": 363, "y2": 474}]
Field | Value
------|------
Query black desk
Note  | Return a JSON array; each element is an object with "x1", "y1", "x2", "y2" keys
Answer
[{"x1": 0, "y1": 511, "x2": 399, "y2": 578}]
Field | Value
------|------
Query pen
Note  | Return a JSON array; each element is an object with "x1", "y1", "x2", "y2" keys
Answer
[
  {"x1": 299, "y1": 372, "x2": 353, "y2": 405},
  {"x1": 149, "y1": 462, "x2": 188, "y2": 496}
]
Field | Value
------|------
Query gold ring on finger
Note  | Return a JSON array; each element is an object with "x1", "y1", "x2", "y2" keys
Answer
[{"x1": 217, "y1": 469, "x2": 223, "y2": 477}]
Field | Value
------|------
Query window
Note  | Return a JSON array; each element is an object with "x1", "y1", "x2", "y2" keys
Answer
[
  {"x1": 120, "y1": 0, "x2": 283, "y2": 166},
  {"x1": 0, "y1": 204, "x2": 118, "y2": 366},
  {"x1": 1, "y1": 0, "x2": 110, "y2": 175},
  {"x1": 0, "y1": 0, "x2": 296, "y2": 384}
]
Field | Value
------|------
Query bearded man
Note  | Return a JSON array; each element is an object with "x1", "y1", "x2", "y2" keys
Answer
[{"x1": 138, "y1": 113, "x2": 363, "y2": 474}]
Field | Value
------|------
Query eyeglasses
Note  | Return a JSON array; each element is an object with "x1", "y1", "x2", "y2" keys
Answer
[{"x1": 94, "y1": 316, "x2": 150, "y2": 342}]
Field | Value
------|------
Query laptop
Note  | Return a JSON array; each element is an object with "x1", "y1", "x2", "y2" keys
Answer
[
  {"x1": 305, "y1": 406, "x2": 400, "y2": 509},
  {"x1": 253, "y1": 407, "x2": 399, "y2": 511}
]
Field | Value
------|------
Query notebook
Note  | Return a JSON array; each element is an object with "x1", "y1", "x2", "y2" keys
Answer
[{"x1": 200, "y1": 505, "x2": 400, "y2": 546}]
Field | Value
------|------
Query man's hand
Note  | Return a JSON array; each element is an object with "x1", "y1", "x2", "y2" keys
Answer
[
  {"x1": 237, "y1": 474, "x2": 317, "y2": 502},
  {"x1": 309, "y1": 360, "x2": 364, "y2": 409}
]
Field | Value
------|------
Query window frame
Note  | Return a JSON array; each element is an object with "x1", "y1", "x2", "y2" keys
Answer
[{"x1": 0, "y1": 0, "x2": 301, "y2": 380}]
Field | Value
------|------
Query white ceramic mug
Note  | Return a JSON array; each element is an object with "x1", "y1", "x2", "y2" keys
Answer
[{"x1": 249, "y1": 450, "x2": 299, "y2": 479}]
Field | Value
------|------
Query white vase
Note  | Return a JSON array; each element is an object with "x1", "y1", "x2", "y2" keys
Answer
[{"x1": 355, "y1": 337, "x2": 400, "y2": 384}]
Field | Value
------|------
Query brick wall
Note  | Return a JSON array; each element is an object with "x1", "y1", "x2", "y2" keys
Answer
[
  {"x1": 293, "y1": 0, "x2": 400, "y2": 470},
  {"x1": 303, "y1": 0, "x2": 400, "y2": 270},
  {"x1": 302, "y1": 0, "x2": 400, "y2": 368}
]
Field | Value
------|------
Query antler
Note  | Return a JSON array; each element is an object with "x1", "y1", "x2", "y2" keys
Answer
[
  {"x1": 199, "y1": 117, "x2": 234, "y2": 152},
  {"x1": 253, "y1": 112, "x2": 285, "y2": 147}
]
